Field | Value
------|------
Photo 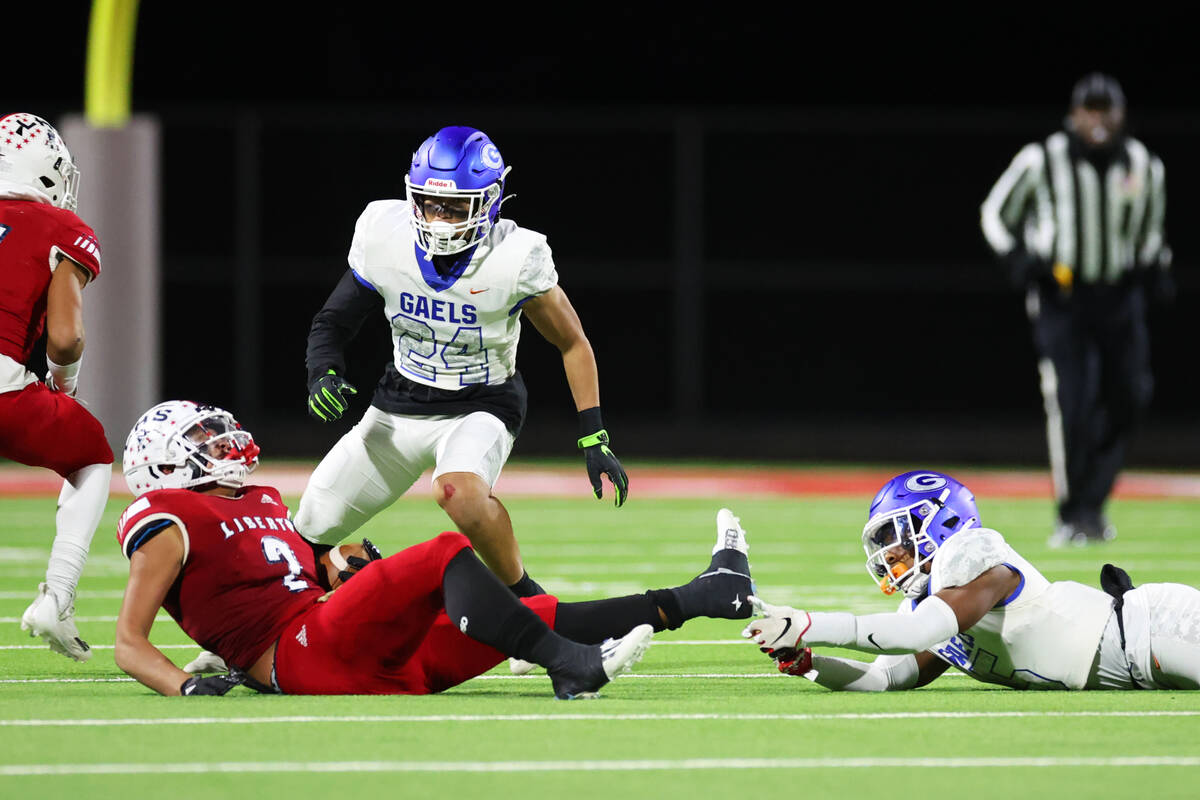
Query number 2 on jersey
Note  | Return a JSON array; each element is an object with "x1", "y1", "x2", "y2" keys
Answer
[{"x1": 261, "y1": 536, "x2": 309, "y2": 592}]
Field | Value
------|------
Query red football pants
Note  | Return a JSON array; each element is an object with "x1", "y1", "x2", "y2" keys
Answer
[
  {"x1": 273, "y1": 531, "x2": 559, "y2": 694},
  {"x1": 0, "y1": 383, "x2": 113, "y2": 476}
]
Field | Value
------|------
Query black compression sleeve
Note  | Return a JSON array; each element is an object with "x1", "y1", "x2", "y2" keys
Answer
[{"x1": 305, "y1": 269, "x2": 385, "y2": 387}]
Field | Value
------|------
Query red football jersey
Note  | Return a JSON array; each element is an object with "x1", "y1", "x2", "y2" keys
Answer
[
  {"x1": 116, "y1": 485, "x2": 325, "y2": 670},
  {"x1": 0, "y1": 199, "x2": 102, "y2": 363}
]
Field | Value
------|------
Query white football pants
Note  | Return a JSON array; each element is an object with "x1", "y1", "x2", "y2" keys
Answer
[
  {"x1": 1122, "y1": 582, "x2": 1200, "y2": 690},
  {"x1": 294, "y1": 406, "x2": 515, "y2": 546}
]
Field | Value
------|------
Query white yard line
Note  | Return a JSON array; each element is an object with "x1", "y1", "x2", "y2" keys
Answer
[
  {"x1": 4, "y1": 756, "x2": 1200, "y2": 776},
  {"x1": 0, "y1": 644, "x2": 197, "y2": 651},
  {"x1": 0, "y1": 616, "x2": 171, "y2": 624},
  {"x1": 1, "y1": 711, "x2": 1197, "y2": 727}
]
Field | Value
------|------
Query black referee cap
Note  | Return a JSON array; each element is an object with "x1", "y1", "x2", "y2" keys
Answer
[{"x1": 1070, "y1": 73, "x2": 1126, "y2": 110}]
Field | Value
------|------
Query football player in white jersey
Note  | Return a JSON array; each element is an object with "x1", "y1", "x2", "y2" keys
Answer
[
  {"x1": 742, "y1": 471, "x2": 1200, "y2": 691},
  {"x1": 295, "y1": 126, "x2": 628, "y2": 597}
]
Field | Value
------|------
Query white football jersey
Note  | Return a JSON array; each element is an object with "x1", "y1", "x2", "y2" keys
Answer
[
  {"x1": 906, "y1": 528, "x2": 1114, "y2": 689},
  {"x1": 347, "y1": 201, "x2": 558, "y2": 391}
]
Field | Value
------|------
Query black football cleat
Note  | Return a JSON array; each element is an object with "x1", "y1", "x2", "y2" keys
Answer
[{"x1": 548, "y1": 624, "x2": 653, "y2": 700}]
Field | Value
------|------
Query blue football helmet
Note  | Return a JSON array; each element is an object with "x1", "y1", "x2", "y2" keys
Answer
[
  {"x1": 404, "y1": 126, "x2": 511, "y2": 259},
  {"x1": 861, "y1": 471, "x2": 980, "y2": 599}
]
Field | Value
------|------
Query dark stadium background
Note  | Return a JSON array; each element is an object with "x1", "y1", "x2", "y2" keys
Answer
[{"x1": 10, "y1": 10, "x2": 1198, "y2": 467}]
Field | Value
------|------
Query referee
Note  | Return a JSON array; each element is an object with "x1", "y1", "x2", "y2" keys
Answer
[{"x1": 980, "y1": 73, "x2": 1173, "y2": 547}]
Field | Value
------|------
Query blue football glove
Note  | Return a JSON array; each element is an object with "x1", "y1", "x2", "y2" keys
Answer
[
  {"x1": 308, "y1": 369, "x2": 357, "y2": 422},
  {"x1": 577, "y1": 407, "x2": 628, "y2": 507}
]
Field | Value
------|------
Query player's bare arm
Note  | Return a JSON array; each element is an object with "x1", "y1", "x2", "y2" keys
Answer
[
  {"x1": 114, "y1": 525, "x2": 190, "y2": 696},
  {"x1": 521, "y1": 286, "x2": 599, "y2": 410},
  {"x1": 45, "y1": 256, "x2": 89, "y2": 364},
  {"x1": 523, "y1": 285, "x2": 629, "y2": 506},
  {"x1": 935, "y1": 564, "x2": 1022, "y2": 631}
]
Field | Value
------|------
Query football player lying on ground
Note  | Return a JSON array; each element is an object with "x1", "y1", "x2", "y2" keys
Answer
[
  {"x1": 742, "y1": 470, "x2": 1200, "y2": 691},
  {"x1": 114, "y1": 401, "x2": 754, "y2": 697}
]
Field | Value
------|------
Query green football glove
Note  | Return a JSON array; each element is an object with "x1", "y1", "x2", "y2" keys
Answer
[
  {"x1": 577, "y1": 407, "x2": 628, "y2": 507},
  {"x1": 307, "y1": 369, "x2": 357, "y2": 422}
]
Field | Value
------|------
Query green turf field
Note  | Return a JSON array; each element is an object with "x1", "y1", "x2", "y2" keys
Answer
[{"x1": 2, "y1": 482, "x2": 1199, "y2": 798}]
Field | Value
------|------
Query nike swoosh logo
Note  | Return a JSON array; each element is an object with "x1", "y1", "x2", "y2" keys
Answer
[
  {"x1": 469, "y1": 288, "x2": 489, "y2": 294},
  {"x1": 773, "y1": 617, "x2": 792, "y2": 646},
  {"x1": 867, "y1": 633, "x2": 884, "y2": 650}
]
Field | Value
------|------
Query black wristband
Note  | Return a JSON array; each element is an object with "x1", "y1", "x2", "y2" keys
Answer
[{"x1": 578, "y1": 406, "x2": 604, "y2": 437}]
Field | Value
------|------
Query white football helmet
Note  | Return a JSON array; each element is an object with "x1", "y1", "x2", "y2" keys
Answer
[
  {"x1": 122, "y1": 401, "x2": 260, "y2": 497},
  {"x1": 0, "y1": 113, "x2": 80, "y2": 211}
]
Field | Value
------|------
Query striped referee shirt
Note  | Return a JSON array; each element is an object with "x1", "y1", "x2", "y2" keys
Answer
[{"x1": 980, "y1": 132, "x2": 1168, "y2": 284}]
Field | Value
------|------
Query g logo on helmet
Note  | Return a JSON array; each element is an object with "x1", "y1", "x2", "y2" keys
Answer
[
  {"x1": 480, "y1": 144, "x2": 502, "y2": 170},
  {"x1": 904, "y1": 473, "x2": 947, "y2": 492}
]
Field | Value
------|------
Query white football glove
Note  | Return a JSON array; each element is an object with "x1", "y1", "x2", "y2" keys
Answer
[
  {"x1": 183, "y1": 649, "x2": 228, "y2": 674},
  {"x1": 741, "y1": 595, "x2": 811, "y2": 654}
]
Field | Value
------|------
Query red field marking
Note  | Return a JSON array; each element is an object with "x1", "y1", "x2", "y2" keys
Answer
[{"x1": 3, "y1": 464, "x2": 1199, "y2": 499}]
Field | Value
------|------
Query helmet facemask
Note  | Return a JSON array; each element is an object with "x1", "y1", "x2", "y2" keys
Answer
[
  {"x1": 123, "y1": 402, "x2": 260, "y2": 497},
  {"x1": 405, "y1": 172, "x2": 509, "y2": 260},
  {"x1": 176, "y1": 415, "x2": 260, "y2": 490},
  {"x1": 53, "y1": 155, "x2": 80, "y2": 211},
  {"x1": 862, "y1": 499, "x2": 942, "y2": 599}
]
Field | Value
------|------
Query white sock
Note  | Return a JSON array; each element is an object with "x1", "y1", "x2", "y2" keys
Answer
[{"x1": 44, "y1": 463, "x2": 112, "y2": 605}]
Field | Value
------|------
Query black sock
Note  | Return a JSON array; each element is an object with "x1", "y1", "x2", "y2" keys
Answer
[
  {"x1": 668, "y1": 547, "x2": 752, "y2": 621},
  {"x1": 507, "y1": 571, "x2": 545, "y2": 598},
  {"x1": 553, "y1": 589, "x2": 681, "y2": 644},
  {"x1": 442, "y1": 550, "x2": 584, "y2": 670}
]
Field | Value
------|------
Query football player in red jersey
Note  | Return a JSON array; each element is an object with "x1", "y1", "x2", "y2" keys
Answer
[
  {"x1": 114, "y1": 401, "x2": 755, "y2": 697},
  {"x1": 1, "y1": 113, "x2": 114, "y2": 662}
]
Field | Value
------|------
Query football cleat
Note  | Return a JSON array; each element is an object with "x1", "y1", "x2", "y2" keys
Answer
[
  {"x1": 20, "y1": 583, "x2": 92, "y2": 662},
  {"x1": 549, "y1": 624, "x2": 653, "y2": 700},
  {"x1": 509, "y1": 657, "x2": 538, "y2": 675},
  {"x1": 714, "y1": 507, "x2": 750, "y2": 557},
  {"x1": 669, "y1": 508, "x2": 755, "y2": 620},
  {"x1": 1048, "y1": 516, "x2": 1117, "y2": 549},
  {"x1": 1047, "y1": 522, "x2": 1089, "y2": 549}
]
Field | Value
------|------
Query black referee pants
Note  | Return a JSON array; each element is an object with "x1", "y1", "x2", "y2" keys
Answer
[{"x1": 1029, "y1": 282, "x2": 1154, "y2": 527}]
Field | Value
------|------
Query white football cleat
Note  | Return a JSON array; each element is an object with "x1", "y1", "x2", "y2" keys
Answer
[
  {"x1": 549, "y1": 623, "x2": 655, "y2": 700},
  {"x1": 184, "y1": 650, "x2": 229, "y2": 674},
  {"x1": 601, "y1": 623, "x2": 654, "y2": 681},
  {"x1": 509, "y1": 657, "x2": 538, "y2": 675},
  {"x1": 20, "y1": 583, "x2": 92, "y2": 662},
  {"x1": 715, "y1": 508, "x2": 750, "y2": 556}
]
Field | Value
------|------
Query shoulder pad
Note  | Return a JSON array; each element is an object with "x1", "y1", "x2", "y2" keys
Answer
[
  {"x1": 115, "y1": 491, "x2": 190, "y2": 560},
  {"x1": 931, "y1": 528, "x2": 1009, "y2": 592}
]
